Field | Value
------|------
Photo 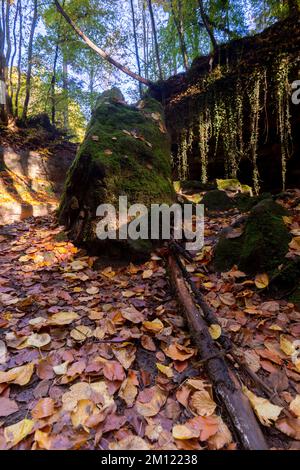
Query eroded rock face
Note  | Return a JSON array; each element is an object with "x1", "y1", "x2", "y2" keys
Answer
[
  {"x1": 59, "y1": 88, "x2": 175, "y2": 258},
  {"x1": 214, "y1": 199, "x2": 291, "y2": 274}
]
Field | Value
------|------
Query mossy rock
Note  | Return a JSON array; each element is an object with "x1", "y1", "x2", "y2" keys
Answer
[
  {"x1": 216, "y1": 178, "x2": 253, "y2": 196},
  {"x1": 201, "y1": 190, "x2": 234, "y2": 212},
  {"x1": 214, "y1": 199, "x2": 292, "y2": 274},
  {"x1": 234, "y1": 192, "x2": 272, "y2": 212},
  {"x1": 58, "y1": 88, "x2": 175, "y2": 258}
]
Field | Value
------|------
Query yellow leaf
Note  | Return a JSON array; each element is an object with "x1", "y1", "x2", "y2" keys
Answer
[
  {"x1": 243, "y1": 386, "x2": 282, "y2": 426},
  {"x1": 34, "y1": 430, "x2": 52, "y2": 450},
  {"x1": 71, "y1": 399, "x2": 97, "y2": 429},
  {"x1": 209, "y1": 324, "x2": 222, "y2": 340},
  {"x1": 142, "y1": 269, "x2": 153, "y2": 279},
  {"x1": 0, "y1": 363, "x2": 34, "y2": 386},
  {"x1": 156, "y1": 363, "x2": 173, "y2": 378},
  {"x1": 172, "y1": 424, "x2": 200, "y2": 440},
  {"x1": 4, "y1": 419, "x2": 34, "y2": 447},
  {"x1": 290, "y1": 395, "x2": 300, "y2": 418},
  {"x1": 190, "y1": 391, "x2": 217, "y2": 417},
  {"x1": 143, "y1": 319, "x2": 164, "y2": 333},
  {"x1": 49, "y1": 311, "x2": 80, "y2": 326},
  {"x1": 255, "y1": 273, "x2": 269, "y2": 289},
  {"x1": 280, "y1": 335, "x2": 296, "y2": 356},
  {"x1": 70, "y1": 325, "x2": 93, "y2": 342}
]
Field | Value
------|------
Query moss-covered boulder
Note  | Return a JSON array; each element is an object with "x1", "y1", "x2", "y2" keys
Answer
[
  {"x1": 217, "y1": 179, "x2": 253, "y2": 196},
  {"x1": 59, "y1": 88, "x2": 175, "y2": 258},
  {"x1": 214, "y1": 199, "x2": 292, "y2": 274},
  {"x1": 201, "y1": 190, "x2": 234, "y2": 212}
]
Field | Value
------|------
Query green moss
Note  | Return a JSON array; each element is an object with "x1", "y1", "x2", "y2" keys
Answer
[
  {"x1": 58, "y1": 89, "x2": 175, "y2": 256},
  {"x1": 214, "y1": 199, "x2": 291, "y2": 274}
]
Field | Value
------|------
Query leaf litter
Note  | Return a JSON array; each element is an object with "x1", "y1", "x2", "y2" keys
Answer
[{"x1": 0, "y1": 205, "x2": 299, "y2": 450}]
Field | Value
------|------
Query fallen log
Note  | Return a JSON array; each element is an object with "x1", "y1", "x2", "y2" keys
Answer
[{"x1": 168, "y1": 254, "x2": 268, "y2": 450}]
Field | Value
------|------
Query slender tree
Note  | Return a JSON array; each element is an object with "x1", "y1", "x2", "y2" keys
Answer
[
  {"x1": 54, "y1": 0, "x2": 150, "y2": 86},
  {"x1": 198, "y1": 0, "x2": 217, "y2": 51},
  {"x1": 14, "y1": 0, "x2": 22, "y2": 117},
  {"x1": 22, "y1": 0, "x2": 38, "y2": 120},
  {"x1": 147, "y1": 0, "x2": 163, "y2": 80},
  {"x1": 130, "y1": 0, "x2": 143, "y2": 96},
  {"x1": 169, "y1": 0, "x2": 189, "y2": 70}
]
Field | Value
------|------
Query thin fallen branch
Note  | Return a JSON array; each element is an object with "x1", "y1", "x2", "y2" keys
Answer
[
  {"x1": 54, "y1": 0, "x2": 151, "y2": 86},
  {"x1": 170, "y1": 242, "x2": 289, "y2": 414},
  {"x1": 168, "y1": 254, "x2": 268, "y2": 450}
]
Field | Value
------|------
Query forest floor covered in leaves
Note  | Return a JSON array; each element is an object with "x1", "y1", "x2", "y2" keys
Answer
[{"x1": 0, "y1": 199, "x2": 300, "y2": 450}]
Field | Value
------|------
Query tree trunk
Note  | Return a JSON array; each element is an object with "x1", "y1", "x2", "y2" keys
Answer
[
  {"x1": 54, "y1": 0, "x2": 150, "y2": 86},
  {"x1": 22, "y1": 0, "x2": 38, "y2": 121},
  {"x1": 62, "y1": 53, "x2": 69, "y2": 130},
  {"x1": 198, "y1": 0, "x2": 217, "y2": 52},
  {"x1": 0, "y1": 0, "x2": 7, "y2": 123},
  {"x1": 169, "y1": 0, "x2": 189, "y2": 70},
  {"x1": 51, "y1": 43, "x2": 59, "y2": 125},
  {"x1": 9, "y1": 0, "x2": 20, "y2": 109},
  {"x1": 147, "y1": 0, "x2": 163, "y2": 80},
  {"x1": 130, "y1": 0, "x2": 143, "y2": 97},
  {"x1": 15, "y1": 0, "x2": 22, "y2": 118}
]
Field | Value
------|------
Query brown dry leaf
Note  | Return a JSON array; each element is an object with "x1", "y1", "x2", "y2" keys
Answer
[
  {"x1": 86, "y1": 287, "x2": 99, "y2": 295},
  {"x1": 143, "y1": 319, "x2": 164, "y2": 333},
  {"x1": 275, "y1": 417, "x2": 300, "y2": 440},
  {"x1": 164, "y1": 343, "x2": 195, "y2": 362},
  {"x1": 31, "y1": 398, "x2": 55, "y2": 420},
  {"x1": 103, "y1": 361, "x2": 125, "y2": 381},
  {"x1": 0, "y1": 397, "x2": 19, "y2": 417},
  {"x1": 70, "y1": 325, "x2": 93, "y2": 342},
  {"x1": 27, "y1": 333, "x2": 51, "y2": 348},
  {"x1": 109, "y1": 436, "x2": 150, "y2": 450},
  {"x1": 176, "y1": 385, "x2": 191, "y2": 408},
  {"x1": 70, "y1": 260, "x2": 88, "y2": 271},
  {"x1": 49, "y1": 311, "x2": 80, "y2": 326},
  {"x1": 118, "y1": 371, "x2": 139, "y2": 407},
  {"x1": 243, "y1": 386, "x2": 283, "y2": 426},
  {"x1": 113, "y1": 345, "x2": 136, "y2": 369},
  {"x1": 290, "y1": 395, "x2": 300, "y2": 417},
  {"x1": 190, "y1": 390, "x2": 217, "y2": 417},
  {"x1": 53, "y1": 361, "x2": 69, "y2": 376},
  {"x1": 141, "y1": 335, "x2": 156, "y2": 351},
  {"x1": 173, "y1": 423, "x2": 200, "y2": 440},
  {"x1": 121, "y1": 306, "x2": 144, "y2": 324},
  {"x1": 62, "y1": 381, "x2": 114, "y2": 412},
  {"x1": 156, "y1": 363, "x2": 173, "y2": 378},
  {"x1": 255, "y1": 273, "x2": 269, "y2": 289},
  {"x1": 208, "y1": 416, "x2": 232, "y2": 450},
  {"x1": 0, "y1": 363, "x2": 34, "y2": 386},
  {"x1": 173, "y1": 416, "x2": 218, "y2": 441},
  {"x1": 219, "y1": 293, "x2": 236, "y2": 306},
  {"x1": 136, "y1": 386, "x2": 167, "y2": 417},
  {"x1": 4, "y1": 419, "x2": 34, "y2": 447}
]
